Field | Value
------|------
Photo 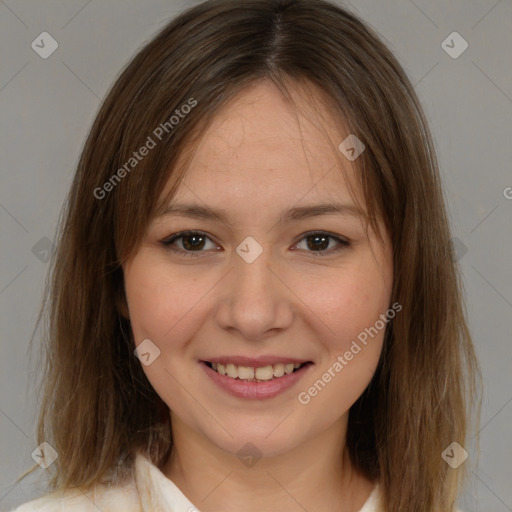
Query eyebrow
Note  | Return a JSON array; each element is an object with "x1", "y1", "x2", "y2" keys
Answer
[{"x1": 155, "y1": 201, "x2": 366, "y2": 227}]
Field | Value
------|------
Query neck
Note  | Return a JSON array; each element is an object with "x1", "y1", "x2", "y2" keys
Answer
[{"x1": 161, "y1": 414, "x2": 375, "y2": 512}]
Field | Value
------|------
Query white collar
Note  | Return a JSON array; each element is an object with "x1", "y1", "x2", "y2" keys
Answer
[{"x1": 134, "y1": 451, "x2": 198, "y2": 512}]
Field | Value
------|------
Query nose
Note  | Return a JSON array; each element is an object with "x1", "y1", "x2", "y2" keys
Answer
[{"x1": 214, "y1": 242, "x2": 293, "y2": 341}]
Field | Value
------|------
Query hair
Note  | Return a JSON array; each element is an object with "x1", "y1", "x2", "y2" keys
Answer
[{"x1": 21, "y1": 1, "x2": 481, "y2": 511}]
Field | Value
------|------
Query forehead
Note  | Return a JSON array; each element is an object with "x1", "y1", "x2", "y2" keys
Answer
[{"x1": 161, "y1": 79, "x2": 364, "y2": 212}]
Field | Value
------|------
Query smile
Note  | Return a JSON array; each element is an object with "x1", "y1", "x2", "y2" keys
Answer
[
  {"x1": 200, "y1": 359, "x2": 313, "y2": 399},
  {"x1": 205, "y1": 361, "x2": 307, "y2": 381}
]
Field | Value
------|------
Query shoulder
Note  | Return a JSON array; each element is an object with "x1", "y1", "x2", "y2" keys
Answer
[{"x1": 10, "y1": 478, "x2": 141, "y2": 512}]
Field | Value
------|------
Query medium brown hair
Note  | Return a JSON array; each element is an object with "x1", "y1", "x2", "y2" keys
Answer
[{"x1": 23, "y1": 1, "x2": 481, "y2": 511}]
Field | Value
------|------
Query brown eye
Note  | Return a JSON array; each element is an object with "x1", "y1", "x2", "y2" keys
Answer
[
  {"x1": 306, "y1": 234, "x2": 330, "y2": 251},
  {"x1": 295, "y1": 232, "x2": 350, "y2": 255},
  {"x1": 180, "y1": 233, "x2": 206, "y2": 250},
  {"x1": 161, "y1": 231, "x2": 218, "y2": 257}
]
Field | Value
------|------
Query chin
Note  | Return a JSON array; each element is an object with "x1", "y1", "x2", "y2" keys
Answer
[{"x1": 199, "y1": 417, "x2": 311, "y2": 461}]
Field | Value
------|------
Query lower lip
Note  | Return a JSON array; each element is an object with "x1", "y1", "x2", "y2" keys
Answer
[{"x1": 200, "y1": 361, "x2": 313, "y2": 399}]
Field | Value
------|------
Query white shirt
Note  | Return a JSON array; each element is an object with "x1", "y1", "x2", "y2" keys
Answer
[{"x1": 10, "y1": 451, "x2": 456, "y2": 511}]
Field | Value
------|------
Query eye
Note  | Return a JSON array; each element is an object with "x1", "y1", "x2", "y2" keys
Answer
[
  {"x1": 161, "y1": 230, "x2": 350, "y2": 258},
  {"x1": 293, "y1": 231, "x2": 350, "y2": 256},
  {"x1": 161, "y1": 230, "x2": 219, "y2": 257}
]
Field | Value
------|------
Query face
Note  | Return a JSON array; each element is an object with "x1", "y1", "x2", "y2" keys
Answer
[{"x1": 123, "y1": 79, "x2": 393, "y2": 458}]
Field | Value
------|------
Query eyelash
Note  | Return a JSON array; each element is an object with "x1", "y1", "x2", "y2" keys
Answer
[{"x1": 160, "y1": 230, "x2": 350, "y2": 258}]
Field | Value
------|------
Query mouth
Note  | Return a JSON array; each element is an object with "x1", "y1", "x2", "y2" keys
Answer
[
  {"x1": 199, "y1": 356, "x2": 314, "y2": 399},
  {"x1": 203, "y1": 360, "x2": 312, "y2": 382}
]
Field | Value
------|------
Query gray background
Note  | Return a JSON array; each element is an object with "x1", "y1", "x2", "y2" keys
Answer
[{"x1": 0, "y1": 0, "x2": 511, "y2": 510}]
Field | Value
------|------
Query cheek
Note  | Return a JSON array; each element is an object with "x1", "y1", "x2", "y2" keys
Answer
[
  {"x1": 294, "y1": 273, "x2": 389, "y2": 416},
  {"x1": 295, "y1": 262, "x2": 390, "y2": 352},
  {"x1": 124, "y1": 255, "x2": 205, "y2": 343},
  {"x1": 123, "y1": 256, "x2": 203, "y2": 411}
]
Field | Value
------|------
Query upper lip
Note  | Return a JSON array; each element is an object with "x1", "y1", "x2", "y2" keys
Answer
[{"x1": 202, "y1": 356, "x2": 311, "y2": 368}]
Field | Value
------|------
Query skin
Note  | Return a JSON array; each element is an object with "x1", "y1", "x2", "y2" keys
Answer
[{"x1": 122, "y1": 78, "x2": 393, "y2": 512}]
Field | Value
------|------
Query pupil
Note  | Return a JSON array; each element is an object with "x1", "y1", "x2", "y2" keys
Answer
[
  {"x1": 307, "y1": 235, "x2": 328, "y2": 251},
  {"x1": 183, "y1": 234, "x2": 204, "y2": 250}
]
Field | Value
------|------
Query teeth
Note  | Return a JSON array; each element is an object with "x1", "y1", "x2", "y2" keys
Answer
[
  {"x1": 209, "y1": 361, "x2": 305, "y2": 381},
  {"x1": 237, "y1": 366, "x2": 254, "y2": 379},
  {"x1": 273, "y1": 363, "x2": 285, "y2": 377},
  {"x1": 255, "y1": 366, "x2": 274, "y2": 381},
  {"x1": 226, "y1": 363, "x2": 238, "y2": 378}
]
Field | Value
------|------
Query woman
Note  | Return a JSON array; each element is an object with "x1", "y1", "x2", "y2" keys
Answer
[{"x1": 13, "y1": 1, "x2": 481, "y2": 511}]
